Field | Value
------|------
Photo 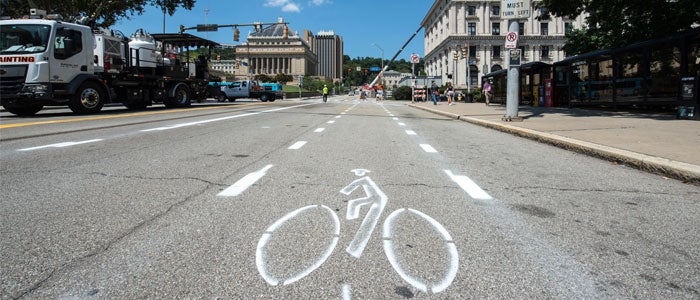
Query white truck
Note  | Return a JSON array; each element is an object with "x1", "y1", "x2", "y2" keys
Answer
[
  {"x1": 215, "y1": 80, "x2": 284, "y2": 102},
  {"x1": 0, "y1": 13, "x2": 218, "y2": 116}
]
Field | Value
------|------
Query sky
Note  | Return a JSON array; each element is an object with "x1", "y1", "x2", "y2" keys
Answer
[{"x1": 114, "y1": 0, "x2": 430, "y2": 61}]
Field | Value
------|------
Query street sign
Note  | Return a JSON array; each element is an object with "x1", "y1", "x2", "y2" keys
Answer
[
  {"x1": 410, "y1": 53, "x2": 420, "y2": 64},
  {"x1": 501, "y1": 0, "x2": 531, "y2": 19},
  {"x1": 369, "y1": 66, "x2": 381, "y2": 72},
  {"x1": 196, "y1": 24, "x2": 219, "y2": 32},
  {"x1": 509, "y1": 49, "x2": 522, "y2": 66},
  {"x1": 356, "y1": 66, "x2": 361, "y2": 72},
  {"x1": 505, "y1": 31, "x2": 518, "y2": 48}
]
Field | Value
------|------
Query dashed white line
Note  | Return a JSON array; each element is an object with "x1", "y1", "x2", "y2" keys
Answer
[
  {"x1": 444, "y1": 170, "x2": 493, "y2": 200},
  {"x1": 397, "y1": 122, "x2": 406, "y2": 126},
  {"x1": 218, "y1": 164, "x2": 274, "y2": 197},
  {"x1": 327, "y1": 120, "x2": 336, "y2": 124},
  {"x1": 18, "y1": 139, "x2": 104, "y2": 152},
  {"x1": 419, "y1": 144, "x2": 437, "y2": 153},
  {"x1": 288, "y1": 141, "x2": 307, "y2": 150},
  {"x1": 405, "y1": 130, "x2": 416, "y2": 135},
  {"x1": 314, "y1": 128, "x2": 325, "y2": 133}
]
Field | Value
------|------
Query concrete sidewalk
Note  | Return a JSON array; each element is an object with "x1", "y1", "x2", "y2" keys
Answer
[{"x1": 407, "y1": 101, "x2": 700, "y2": 185}]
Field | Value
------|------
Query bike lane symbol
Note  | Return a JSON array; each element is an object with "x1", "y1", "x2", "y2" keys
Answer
[{"x1": 256, "y1": 169, "x2": 459, "y2": 293}]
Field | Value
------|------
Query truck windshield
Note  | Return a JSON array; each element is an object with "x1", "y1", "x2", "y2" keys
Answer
[{"x1": 0, "y1": 24, "x2": 51, "y2": 54}]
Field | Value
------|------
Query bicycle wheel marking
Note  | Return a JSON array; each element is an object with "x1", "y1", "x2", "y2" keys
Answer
[
  {"x1": 382, "y1": 208, "x2": 459, "y2": 293},
  {"x1": 256, "y1": 205, "x2": 340, "y2": 286}
]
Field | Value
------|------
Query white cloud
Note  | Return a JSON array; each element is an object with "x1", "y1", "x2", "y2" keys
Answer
[
  {"x1": 309, "y1": 0, "x2": 330, "y2": 6},
  {"x1": 264, "y1": 0, "x2": 302, "y2": 12}
]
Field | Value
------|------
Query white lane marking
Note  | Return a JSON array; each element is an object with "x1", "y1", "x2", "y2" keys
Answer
[
  {"x1": 419, "y1": 144, "x2": 437, "y2": 153},
  {"x1": 397, "y1": 122, "x2": 406, "y2": 126},
  {"x1": 405, "y1": 130, "x2": 416, "y2": 135},
  {"x1": 314, "y1": 128, "x2": 325, "y2": 133},
  {"x1": 342, "y1": 284, "x2": 352, "y2": 300},
  {"x1": 288, "y1": 141, "x2": 307, "y2": 150},
  {"x1": 327, "y1": 120, "x2": 336, "y2": 124},
  {"x1": 218, "y1": 164, "x2": 274, "y2": 197},
  {"x1": 392, "y1": 117, "x2": 399, "y2": 120},
  {"x1": 18, "y1": 139, "x2": 104, "y2": 152},
  {"x1": 335, "y1": 115, "x2": 342, "y2": 119},
  {"x1": 142, "y1": 103, "x2": 313, "y2": 132},
  {"x1": 444, "y1": 170, "x2": 493, "y2": 200}
]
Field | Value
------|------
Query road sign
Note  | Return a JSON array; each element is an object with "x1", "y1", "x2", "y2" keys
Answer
[
  {"x1": 501, "y1": 0, "x2": 531, "y2": 19},
  {"x1": 196, "y1": 24, "x2": 219, "y2": 32},
  {"x1": 369, "y1": 66, "x2": 381, "y2": 72},
  {"x1": 509, "y1": 49, "x2": 522, "y2": 66},
  {"x1": 505, "y1": 31, "x2": 518, "y2": 48},
  {"x1": 410, "y1": 53, "x2": 420, "y2": 64}
]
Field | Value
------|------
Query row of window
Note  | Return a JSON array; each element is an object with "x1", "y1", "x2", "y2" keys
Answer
[
  {"x1": 466, "y1": 22, "x2": 574, "y2": 36},
  {"x1": 466, "y1": 5, "x2": 548, "y2": 17}
]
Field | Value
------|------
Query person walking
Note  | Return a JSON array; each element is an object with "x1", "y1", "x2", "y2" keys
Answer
[
  {"x1": 446, "y1": 82, "x2": 455, "y2": 106},
  {"x1": 482, "y1": 80, "x2": 492, "y2": 105},
  {"x1": 322, "y1": 84, "x2": 329, "y2": 102},
  {"x1": 430, "y1": 80, "x2": 439, "y2": 105}
]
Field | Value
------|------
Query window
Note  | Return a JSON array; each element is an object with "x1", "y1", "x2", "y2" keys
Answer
[
  {"x1": 492, "y1": 5, "x2": 500, "y2": 16},
  {"x1": 492, "y1": 23, "x2": 500, "y2": 35},
  {"x1": 467, "y1": 6, "x2": 476, "y2": 16},
  {"x1": 54, "y1": 27, "x2": 82, "y2": 60},
  {"x1": 468, "y1": 22, "x2": 476, "y2": 36},
  {"x1": 493, "y1": 46, "x2": 501, "y2": 58},
  {"x1": 541, "y1": 45, "x2": 550, "y2": 58},
  {"x1": 565, "y1": 22, "x2": 574, "y2": 35},
  {"x1": 540, "y1": 22, "x2": 549, "y2": 35},
  {"x1": 518, "y1": 22, "x2": 525, "y2": 35},
  {"x1": 469, "y1": 45, "x2": 476, "y2": 58}
]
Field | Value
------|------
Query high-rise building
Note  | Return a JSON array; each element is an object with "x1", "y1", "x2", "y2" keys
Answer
[
  {"x1": 315, "y1": 30, "x2": 344, "y2": 82},
  {"x1": 421, "y1": 0, "x2": 586, "y2": 90}
]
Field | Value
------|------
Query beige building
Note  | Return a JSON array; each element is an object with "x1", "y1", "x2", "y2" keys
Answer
[
  {"x1": 422, "y1": 0, "x2": 586, "y2": 90},
  {"x1": 232, "y1": 18, "x2": 318, "y2": 83}
]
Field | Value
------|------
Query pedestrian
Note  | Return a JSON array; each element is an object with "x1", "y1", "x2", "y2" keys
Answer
[
  {"x1": 322, "y1": 84, "x2": 329, "y2": 102},
  {"x1": 483, "y1": 80, "x2": 493, "y2": 105},
  {"x1": 446, "y1": 82, "x2": 455, "y2": 106},
  {"x1": 430, "y1": 80, "x2": 439, "y2": 105}
]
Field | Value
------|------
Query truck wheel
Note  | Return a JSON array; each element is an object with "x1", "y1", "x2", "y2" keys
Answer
[
  {"x1": 69, "y1": 81, "x2": 105, "y2": 114},
  {"x1": 164, "y1": 85, "x2": 191, "y2": 108},
  {"x1": 217, "y1": 92, "x2": 227, "y2": 102},
  {"x1": 260, "y1": 94, "x2": 269, "y2": 102},
  {"x1": 2, "y1": 103, "x2": 44, "y2": 116}
]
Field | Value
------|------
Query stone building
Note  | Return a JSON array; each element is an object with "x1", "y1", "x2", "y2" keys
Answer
[
  {"x1": 421, "y1": 0, "x2": 586, "y2": 90},
  {"x1": 233, "y1": 17, "x2": 318, "y2": 84},
  {"x1": 315, "y1": 30, "x2": 344, "y2": 82}
]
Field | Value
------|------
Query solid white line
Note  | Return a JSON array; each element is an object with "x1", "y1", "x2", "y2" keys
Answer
[
  {"x1": 218, "y1": 164, "x2": 273, "y2": 197},
  {"x1": 405, "y1": 130, "x2": 416, "y2": 135},
  {"x1": 444, "y1": 170, "x2": 493, "y2": 200},
  {"x1": 141, "y1": 103, "x2": 313, "y2": 132},
  {"x1": 288, "y1": 141, "x2": 307, "y2": 150},
  {"x1": 314, "y1": 128, "x2": 325, "y2": 133},
  {"x1": 419, "y1": 144, "x2": 437, "y2": 153},
  {"x1": 18, "y1": 139, "x2": 104, "y2": 152}
]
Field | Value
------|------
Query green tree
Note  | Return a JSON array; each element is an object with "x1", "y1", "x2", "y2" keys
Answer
[
  {"x1": 0, "y1": 0, "x2": 196, "y2": 28},
  {"x1": 538, "y1": 0, "x2": 700, "y2": 55}
]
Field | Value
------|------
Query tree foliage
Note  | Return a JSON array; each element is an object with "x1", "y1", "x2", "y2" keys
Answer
[
  {"x1": 0, "y1": 0, "x2": 196, "y2": 28},
  {"x1": 538, "y1": 0, "x2": 700, "y2": 55}
]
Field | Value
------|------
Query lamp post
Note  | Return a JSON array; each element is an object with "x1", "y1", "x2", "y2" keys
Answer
[{"x1": 371, "y1": 43, "x2": 384, "y2": 87}]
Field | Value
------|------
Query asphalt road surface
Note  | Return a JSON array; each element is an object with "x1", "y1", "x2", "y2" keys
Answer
[{"x1": 1, "y1": 96, "x2": 698, "y2": 299}]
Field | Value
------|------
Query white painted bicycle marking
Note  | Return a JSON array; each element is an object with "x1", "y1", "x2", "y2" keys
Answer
[
  {"x1": 382, "y1": 208, "x2": 459, "y2": 293},
  {"x1": 256, "y1": 205, "x2": 340, "y2": 286},
  {"x1": 257, "y1": 169, "x2": 458, "y2": 293},
  {"x1": 218, "y1": 164, "x2": 273, "y2": 197},
  {"x1": 18, "y1": 139, "x2": 104, "y2": 152},
  {"x1": 444, "y1": 170, "x2": 492, "y2": 200}
]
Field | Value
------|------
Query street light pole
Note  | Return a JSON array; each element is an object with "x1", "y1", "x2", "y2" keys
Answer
[{"x1": 371, "y1": 43, "x2": 384, "y2": 87}]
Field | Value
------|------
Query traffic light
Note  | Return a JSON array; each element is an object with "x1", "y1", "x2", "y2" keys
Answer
[
  {"x1": 233, "y1": 26, "x2": 240, "y2": 42},
  {"x1": 179, "y1": 24, "x2": 185, "y2": 34},
  {"x1": 282, "y1": 25, "x2": 288, "y2": 39}
]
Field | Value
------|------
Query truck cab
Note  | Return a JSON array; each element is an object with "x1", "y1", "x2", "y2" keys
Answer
[{"x1": 218, "y1": 80, "x2": 283, "y2": 102}]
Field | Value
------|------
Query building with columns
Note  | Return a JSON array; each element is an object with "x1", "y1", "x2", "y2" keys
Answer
[
  {"x1": 233, "y1": 18, "x2": 318, "y2": 83},
  {"x1": 421, "y1": 0, "x2": 586, "y2": 90}
]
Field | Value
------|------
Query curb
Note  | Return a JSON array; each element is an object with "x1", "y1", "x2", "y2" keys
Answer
[{"x1": 408, "y1": 104, "x2": 700, "y2": 185}]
